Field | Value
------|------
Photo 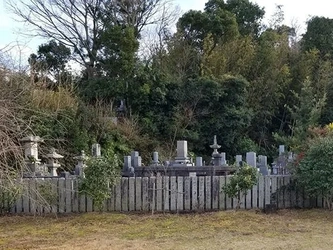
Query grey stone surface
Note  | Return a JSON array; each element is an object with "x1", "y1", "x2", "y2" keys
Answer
[
  {"x1": 91, "y1": 143, "x2": 101, "y2": 157},
  {"x1": 195, "y1": 157, "x2": 203, "y2": 167},
  {"x1": 235, "y1": 155, "x2": 242, "y2": 167},
  {"x1": 246, "y1": 152, "x2": 257, "y2": 168}
]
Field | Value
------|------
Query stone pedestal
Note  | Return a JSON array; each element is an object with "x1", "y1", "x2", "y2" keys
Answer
[{"x1": 73, "y1": 150, "x2": 88, "y2": 177}]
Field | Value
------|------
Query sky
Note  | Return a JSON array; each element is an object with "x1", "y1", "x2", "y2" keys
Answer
[{"x1": 1, "y1": 0, "x2": 333, "y2": 64}]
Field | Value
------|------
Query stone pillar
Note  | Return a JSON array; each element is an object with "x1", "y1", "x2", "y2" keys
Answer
[
  {"x1": 221, "y1": 153, "x2": 227, "y2": 165},
  {"x1": 73, "y1": 150, "x2": 88, "y2": 177},
  {"x1": 195, "y1": 157, "x2": 203, "y2": 167},
  {"x1": 153, "y1": 152, "x2": 159, "y2": 164},
  {"x1": 91, "y1": 143, "x2": 101, "y2": 157},
  {"x1": 176, "y1": 141, "x2": 188, "y2": 159},
  {"x1": 123, "y1": 156, "x2": 131, "y2": 171},
  {"x1": 246, "y1": 152, "x2": 257, "y2": 168},
  {"x1": 279, "y1": 145, "x2": 285, "y2": 155},
  {"x1": 133, "y1": 156, "x2": 142, "y2": 168},
  {"x1": 235, "y1": 155, "x2": 242, "y2": 167},
  {"x1": 131, "y1": 151, "x2": 139, "y2": 166}
]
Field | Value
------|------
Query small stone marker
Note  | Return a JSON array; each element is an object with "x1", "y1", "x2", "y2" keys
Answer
[
  {"x1": 177, "y1": 141, "x2": 188, "y2": 158},
  {"x1": 123, "y1": 156, "x2": 131, "y2": 171},
  {"x1": 279, "y1": 145, "x2": 285, "y2": 155},
  {"x1": 235, "y1": 155, "x2": 242, "y2": 167},
  {"x1": 91, "y1": 143, "x2": 101, "y2": 157},
  {"x1": 195, "y1": 157, "x2": 203, "y2": 167},
  {"x1": 246, "y1": 152, "x2": 257, "y2": 168},
  {"x1": 153, "y1": 151, "x2": 159, "y2": 164}
]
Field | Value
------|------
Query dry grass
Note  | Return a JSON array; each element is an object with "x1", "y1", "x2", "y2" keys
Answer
[{"x1": 1, "y1": 209, "x2": 333, "y2": 249}]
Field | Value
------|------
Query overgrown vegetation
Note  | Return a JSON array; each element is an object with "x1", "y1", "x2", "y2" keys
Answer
[
  {"x1": 3, "y1": 0, "x2": 333, "y2": 212},
  {"x1": 295, "y1": 136, "x2": 333, "y2": 210}
]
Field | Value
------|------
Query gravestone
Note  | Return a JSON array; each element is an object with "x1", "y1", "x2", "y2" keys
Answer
[
  {"x1": 235, "y1": 155, "x2": 242, "y2": 167},
  {"x1": 74, "y1": 150, "x2": 88, "y2": 177},
  {"x1": 153, "y1": 151, "x2": 159, "y2": 164},
  {"x1": 246, "y1": 152, "x2": 257, "y2": 168},
  {"x1": 195, "y1": 157, "x2": 203, "y2": 167},
  {"x1": 91, "y1": 143, "x2": 101, "y2": 157},
  {"x1": 258, "y1": 155, "x2": 269, "y2": 175}
]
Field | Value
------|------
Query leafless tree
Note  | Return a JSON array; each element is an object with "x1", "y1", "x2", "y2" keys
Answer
[{"x1": 6, "y1": 0, "x2": 172, "y2": 79}]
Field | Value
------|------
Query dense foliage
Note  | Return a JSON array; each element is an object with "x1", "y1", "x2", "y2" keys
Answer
[
  {"x1": 296, "y1": 136, "x2": 333, "y2": 209},
  {"x1": 4, "y1": 0, "x2": 333, "y2": 166}
]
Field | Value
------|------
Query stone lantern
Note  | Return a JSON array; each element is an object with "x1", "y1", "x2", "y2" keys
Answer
[
  {"x1": 46, "y1": 148, "x2": 64, "y2": 177},
  {"x1": 20, "y1": 135, "x2": 44, "y2": 163},
  {"x1": 210, "y1": 135, "x2": 226, "y2": 166},
  {"x1": 73, "y1": 150, "x2": 88, "y2": 177},
  {"x1": 20, "y1": 135, "x2": 44, "y2": 174}
]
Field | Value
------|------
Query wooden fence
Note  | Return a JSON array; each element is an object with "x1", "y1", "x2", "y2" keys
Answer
[{"x1": 3, "y1": 175, "x2": 323, "y2": 214}]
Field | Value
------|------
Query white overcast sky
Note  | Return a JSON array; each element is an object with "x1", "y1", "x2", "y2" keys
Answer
[{"x1": 1, "y1": 0, "x2": 333, "y2": 61}]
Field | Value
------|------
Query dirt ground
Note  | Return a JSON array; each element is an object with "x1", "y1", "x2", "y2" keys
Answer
[{"x1": 1, "y1": 209, "x2": 333, "y2": 250}]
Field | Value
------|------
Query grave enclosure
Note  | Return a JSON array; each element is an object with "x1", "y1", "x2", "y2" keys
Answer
[{"x1": 0, "y1": 135, "x2": 312, "y2": 214}]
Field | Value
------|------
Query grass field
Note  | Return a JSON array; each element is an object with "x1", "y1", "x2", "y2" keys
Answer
[{"x1": 1, "y1": 209, "x2": 333, "y2": 250}]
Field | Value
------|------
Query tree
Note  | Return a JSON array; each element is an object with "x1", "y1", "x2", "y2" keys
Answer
[
  {"x1": 302, "y1": 16, "x2": 333, "y2": 58},
  {"x1": 222, "y1": 0, "x2": 265, "y2": 37},
  {"x1": 29, "y1": 40, "x2": 71, "y2": 84},
  {"x1": 7, "y1": 0, "x2": 169, "y2": 79},
  {"x1": 177, "y1": 6, "x2": 239, "y2": 51}
]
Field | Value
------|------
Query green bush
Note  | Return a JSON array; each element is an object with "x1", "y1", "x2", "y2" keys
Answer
[
  {"x1": 223, "y1": 164, "x2": 259, "y2": 209},
  {"x1": 296, "y1": 137, "x2": 333, "y2": 209},
  {"x1": 79, "y1": 153, "x2": 120, "y2": 211}
]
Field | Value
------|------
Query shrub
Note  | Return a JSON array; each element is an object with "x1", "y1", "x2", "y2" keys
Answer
[
  {"x1": 296, "y1": 137, "x2": 333, "y2": 209},
  {"x1": 223, "y1": 164, "x2": 259, "y2": 209},
  {"x1": 79, "y1": 153, "x2": 120, "y2": 211}
]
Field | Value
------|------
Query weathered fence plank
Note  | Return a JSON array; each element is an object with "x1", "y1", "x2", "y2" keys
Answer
[
  {"x1": 115, "y1": 181, "x2": 122, "y2": 211},
  {"x1": 72, "y1": 179, "x2": 79, "y2": 213},
  {"x1": 121, "y1": 178, "x2": 129, "y2": 211},
  {"x1": 219, "y1": 176, "x2": 225, "y2": 210},
  {"x1": 142, "y1": 177, "x2": 149, "y2": 211},
  {"x1": 58, "y1": 179, "x2": 66, "y2": 213},
  {"x1": 192, "y1": 177, "x2": 197, "y2": 210},
  {"x1": 65, "y1": 179, "x2": 72, "y2": 213},
  {"x1": 184, "y1": 177, "x2": 191, "y2": 210},
  {"x1": 156, "y1": 177, "x2": 163, "y2": 211},
  {"x1": 258, "y1": 176, "x2": 264, "y2": 209},
  {"x1": 128, "y1": 177, "x2": 135, "y2": 211},
  {"x1": 284, "y1": 176, "x2": 291, "y2": 208},
  {"x1": 246, "y1": 188, "x2": 252, "y2": 209},
  {"x1": 212, "y1": 176, "x2": 219, "y2": 210},
  {"x1": 177, "y1": 177, "x2": 184, "y2": 212},
  {"x1": 149, "y1": 177, "x2": 156, "y2": 212},
  {"x1": 198, "y1": 176, "x2": 205, "y2": 210},
  {"x1": 164, "y1": 176, "x2": 170, "y2": 211},
  {"x1": 252, "y1": 181, "x2": 258, "y2": 209},
  {"x1": 225, "y1": 176, "x2": 232, "y2": 210},
  {"x1": 205, "y1": 176, "x2": 211, "y2": 210},
  {"x1": 135, "y1": 177, "x2": 142, "y2": 211},
  {"x1": 170, "y1": 177, "x2": 177, "y2": 212},
  {"x1": 264, "y1": 176, "x2": 270, "y2": 206}
]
